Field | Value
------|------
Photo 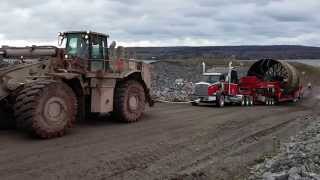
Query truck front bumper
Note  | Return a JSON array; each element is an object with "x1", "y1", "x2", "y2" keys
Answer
[{"x1": 192, "y1": 95, "x2": 217, "y2": 103}]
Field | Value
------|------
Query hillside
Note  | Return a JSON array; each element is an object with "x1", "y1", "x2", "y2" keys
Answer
[{"x1": 127, "y1": 45, "x2": 320, "y2": 60}]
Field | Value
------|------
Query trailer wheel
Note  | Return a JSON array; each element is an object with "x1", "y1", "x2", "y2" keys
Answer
[
  {"x1": 14, "y1": 80, "x2": 77, "y2": 138},
  {"x1": 217, "y1": 95, "x2": 225, "y2": 107},
  {"x1": 265, "y1": 98, "x2": 270, "y2": 106},
  {"x1": 271, "y1": 98, "x2": 275, "y2": 105},
  {"x1": 113, "y1": 80, "x2": 146, "y2": 122}
]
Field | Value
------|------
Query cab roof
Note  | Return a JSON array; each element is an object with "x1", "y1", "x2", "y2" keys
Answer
[{"x1": 63, "y1": 31, "x2": 109, "y2": 38}]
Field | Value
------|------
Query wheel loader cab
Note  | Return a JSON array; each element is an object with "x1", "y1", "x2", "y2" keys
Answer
[{"x1": 63, "y1": 31, "x2": 109, "y2": 72}]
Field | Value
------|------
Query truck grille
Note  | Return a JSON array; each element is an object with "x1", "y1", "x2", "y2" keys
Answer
[{"x1": 194, "y1": 84, "x2": 209, "y2": 96}]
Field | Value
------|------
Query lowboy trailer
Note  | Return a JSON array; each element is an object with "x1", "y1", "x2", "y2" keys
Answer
[{"x1": 192, "y1": 59, "x2": 303, "y2": 107}]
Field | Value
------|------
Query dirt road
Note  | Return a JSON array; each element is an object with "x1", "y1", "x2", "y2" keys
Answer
[{"x1": 0, "y1": 88, "x2": 318, "y2": 180}]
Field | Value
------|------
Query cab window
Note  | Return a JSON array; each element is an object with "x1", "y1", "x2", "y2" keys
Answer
[
  {"x1": 66, "y1": 34, "x2": 88, "y2": 59},
  {"x1": 90, "y1": 35, "x2": 107, "y2": 71},
  {"x1": 90, "y1": 36, "x2": 105, "y2": 59}
]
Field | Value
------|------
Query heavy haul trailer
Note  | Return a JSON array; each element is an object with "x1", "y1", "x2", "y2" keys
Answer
[
  {"x1": 191, "y1": 59, "x2": 303, "y2": 107},
  {"x1": 239, "y1": 76, "x2": 303, "y2": 105},
  {"x1": 0, "y1": 31, "x2": 154, "y2": 138}
]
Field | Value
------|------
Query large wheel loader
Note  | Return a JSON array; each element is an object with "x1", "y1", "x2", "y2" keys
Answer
[{"x1": 0, "y1": 31, "x2": 154, "y2": 138}]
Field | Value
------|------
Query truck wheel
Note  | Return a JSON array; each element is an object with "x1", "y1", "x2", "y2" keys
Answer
[
  {"x1": 245, "y1": 96, "x2": 249, "y2": 106},
  {"x1": 249, "y1": 96, "x2": 254, "y2": 106},
  {"x1": 14, "y1": 80, "x2": 77, "y2": 138},
  {"x1": 113, "y1": 80, "x2": 146, "y2": 122},
  {"x1": 241, "y1": 97, "x2": 245, "y2": 106},
  {"x1": 217, "y1": 95, "x2": 225, "y2": 107}
]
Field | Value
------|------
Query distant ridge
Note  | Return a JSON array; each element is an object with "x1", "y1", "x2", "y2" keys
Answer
[{"x1": 126, "y1": 45, "x2": 320, "y2": 60}]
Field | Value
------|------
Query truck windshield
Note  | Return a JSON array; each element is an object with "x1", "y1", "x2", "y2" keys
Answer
[
  {"x1": 201, "y1": 75, "x2": 221, "y2": 83},
  {"x1": 66, "y1": 34, "x2": 88, "y2": 59}
]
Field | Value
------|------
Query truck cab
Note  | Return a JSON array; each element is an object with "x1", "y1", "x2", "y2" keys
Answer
[{"x1": 192, "y1": 62, "x2": 243, "y2": 107}]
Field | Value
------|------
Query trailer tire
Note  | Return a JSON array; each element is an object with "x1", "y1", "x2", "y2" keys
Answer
[
  {"x1": 265, "y1": 98, "x2": 270, "y2": 106},
  {"x1": 14, "y1": 80, "x2": 77, "y2": 138},
  {"x1": 113, "y1": 80, "x2": 146, "y2": 122},
  {"x1": 271, "y1": 98, "x2": 275, "y2": 105}
]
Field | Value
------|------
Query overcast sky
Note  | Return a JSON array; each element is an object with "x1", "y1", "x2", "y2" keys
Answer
[{"x1": 0, "y1": 0, "x2": 319, "y2": 47}]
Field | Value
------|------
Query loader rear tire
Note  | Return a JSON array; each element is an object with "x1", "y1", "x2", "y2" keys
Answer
[
  {"x1": 14, "y1": 80, "x2": 77, "y2": 138},
  {"x1": 113, "y1": 80, "x2": 146, "y2": 122}
]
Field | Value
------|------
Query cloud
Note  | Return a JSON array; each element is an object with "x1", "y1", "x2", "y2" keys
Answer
[{"x1": 0, "y1": 0, "x2": 319, "y2": 47}]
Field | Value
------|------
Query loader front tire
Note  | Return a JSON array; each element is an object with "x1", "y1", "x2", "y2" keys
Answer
[
  {"x1": 113, "y1": 80, "x2": 146, "y2": 122},
  {"x1": 14, "y1": 80, "x2": 77, "y2": 138}
]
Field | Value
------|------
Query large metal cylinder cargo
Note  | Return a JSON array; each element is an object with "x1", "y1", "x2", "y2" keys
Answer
[{"x1": 247, "y1": 59, "x2": 300, "y2": 94}]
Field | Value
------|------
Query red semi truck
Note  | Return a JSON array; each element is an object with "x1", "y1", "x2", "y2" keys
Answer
[{"x1": 191, "y1": 59, "x2": 303, "y2": 107}]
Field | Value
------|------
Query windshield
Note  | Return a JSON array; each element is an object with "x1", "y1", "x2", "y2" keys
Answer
[
  {"x1": 201, "y1": 75, "x2": 222, "y2": 83},
  {"x1": 65, "y1": 34, "x2": 88, "y2": 59}
]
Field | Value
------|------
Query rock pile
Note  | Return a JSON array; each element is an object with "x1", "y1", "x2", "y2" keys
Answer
[
  {"x1": 249, "y1": 116, "x2": 320, "y2": 180},
  {"x1": 151, "y1": 61, "x2": 202, "y2": 102}
]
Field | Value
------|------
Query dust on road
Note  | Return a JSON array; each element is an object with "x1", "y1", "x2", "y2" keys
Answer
[{"x1": 0, "y1": 88, "x2": 317, "y2": 180}]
